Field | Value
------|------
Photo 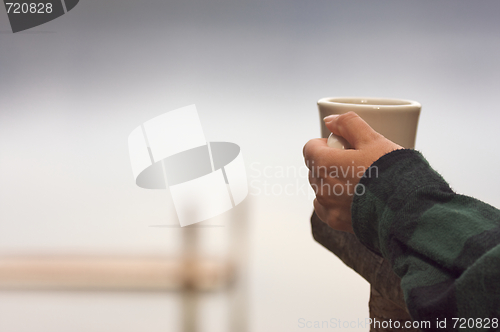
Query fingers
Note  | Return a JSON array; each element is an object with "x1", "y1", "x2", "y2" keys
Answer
[
  {"x1": 303, "y1": 138, "x2": 346, "y2": 173},
  {"x1": 303, "y1": 137, "x2": 357, "y2": 172},
  {"x1": 313, "y1": 199, "x2": 326, "y2": 221},
  {"x1": 303, "y1": 138, "x2": 330, "y2": 169},
  {"x1": 324, "y1": 112, "x2": 380, "y2": 149},
  {"x1": 313, "y1": 199, "x2": 353, "y2": 233}
]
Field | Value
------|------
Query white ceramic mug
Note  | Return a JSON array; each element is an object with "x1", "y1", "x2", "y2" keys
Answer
[{"x1": 317, "y1": 97, "x2": 421, "y2": 149}]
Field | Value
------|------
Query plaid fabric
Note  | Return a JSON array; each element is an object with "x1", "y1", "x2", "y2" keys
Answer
[{"x1": 352, "y1": 149, "x2": 500, "y2": 331}]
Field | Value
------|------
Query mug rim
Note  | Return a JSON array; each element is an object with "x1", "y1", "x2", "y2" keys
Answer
[{"x1": 318, "y1": 97, "x2": 421, "y2": 108}]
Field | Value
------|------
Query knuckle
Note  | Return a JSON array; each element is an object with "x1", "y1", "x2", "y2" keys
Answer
[
  {"x1": 313, "y1": 198, "x2": 321, "y2": 210},
  {"x1": 302, "y1": 142, "x2": 310, "y2": 159},
  {"x1": 304, "y1": 140, "x2": 328, "y2": 170},
  {"x1": 328, "y1": 208, "x2": 342, "y2": 222},
  {"x1": 316, "y1": 194, "x2": 330, "y2": 206},
  {"x1": 311, "y1": 158, "x2": 327, "y2": 176},
  {"x1": 337, "y1": 112, "x2": 359, "y2": 128},
  {"x1": 308, "y1": 171, "x2": 316, "y2": 183},
  {"x1": 303, "y1": 139, "x2": 318, "y2": 161},
  {"x1": 368, "y1": 129, "x2": 384, "y2": 141},
  {"x1": 325, "y1": 209, "x2": 343, "y2": 229}
]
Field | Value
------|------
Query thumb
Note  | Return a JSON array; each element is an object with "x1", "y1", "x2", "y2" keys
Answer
[{"x1": 323, "y1": 112, "x2": 379, "y2": 148}]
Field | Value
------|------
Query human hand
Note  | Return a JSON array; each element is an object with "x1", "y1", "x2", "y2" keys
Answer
[{"x1": 303, "y1": 112, "x2": 402, "y2": 233}]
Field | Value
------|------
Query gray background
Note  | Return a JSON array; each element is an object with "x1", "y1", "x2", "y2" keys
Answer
[{"x1": 1, "y1": 1, "x2": 500, "y2": 331}]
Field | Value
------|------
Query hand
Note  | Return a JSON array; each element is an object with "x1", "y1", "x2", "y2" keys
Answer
[{"x1": 303, "y1": 112, "x2": 402, "y2": 233}]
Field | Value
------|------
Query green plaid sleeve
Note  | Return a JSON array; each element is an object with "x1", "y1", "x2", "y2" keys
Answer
[{"x1": 352, "y1": 149, "x2": 500, "y2": 331}]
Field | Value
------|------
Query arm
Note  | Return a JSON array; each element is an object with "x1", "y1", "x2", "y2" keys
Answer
[
  {"x1": 303, "y1": 112, "x2": 500, "y2": 330},
  {"x1": 353, "y1": 148, "x2": 500, "y2": 328}
]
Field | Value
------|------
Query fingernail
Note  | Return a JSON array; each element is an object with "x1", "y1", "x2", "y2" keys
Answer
[{"x1": 323, "y1": 114, "x2": 339, "y2": 123}]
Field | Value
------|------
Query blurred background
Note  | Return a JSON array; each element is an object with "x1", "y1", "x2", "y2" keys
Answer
[{"x1": 1, "y1": 0, "x2": 500, "y2": 331}]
